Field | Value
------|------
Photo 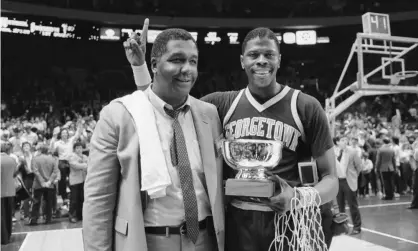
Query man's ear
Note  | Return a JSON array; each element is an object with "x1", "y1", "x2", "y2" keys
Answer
[
  {"x1": 151, "y1": 57, "x2": 158, "y2": 74},
  {"x1": 240, "y1": 55, "x2": 244, "y2": 70}
]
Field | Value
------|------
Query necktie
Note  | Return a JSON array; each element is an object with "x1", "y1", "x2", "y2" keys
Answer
[
  {"x1": 337, "y1": 149, "x2": 343, "y2": 162},
  {"x1": 164, "y1": 106, "x2": 199, "y2": 244}
]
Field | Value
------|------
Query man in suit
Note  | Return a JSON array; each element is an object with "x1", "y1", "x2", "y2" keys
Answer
[
  {"x1": 30, "y1": 143, "x2": 59, "y2": 225},
  {"x1": 334, "y1": 136, "x2": 363, "y2": 235},
  {"x1": 83, "y1": 26, "x2": 225, "y2": 251},
  {"x1": 1, "y1": 141, "x2": 18, "y2": 244},
  {"x1": 375, "y1": 137, "x2": 397, "y2": 200},
  {"x1": 407, "y1": 146, "x2": 418, "y2": 209}
]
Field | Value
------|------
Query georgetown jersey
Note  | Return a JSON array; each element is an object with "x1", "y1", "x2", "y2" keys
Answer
[
  {"x1": 202, "y1": 85, "x2": 334, "y2": 211},
  {"x1": 223, "y1": 86, "x2": 305, "y2": 186},
  {"x1": 202, "y1": 85, "x2": 334, "y2": 187}
]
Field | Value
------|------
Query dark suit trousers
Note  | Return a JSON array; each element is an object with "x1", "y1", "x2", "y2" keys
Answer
[
  {"x1": 69, "y1": 182, "x2": 84, "y2": 220},
  {"x1": 337, "y1": 179, "x2": 361, "y2": 230},
  {"x1": 225, "y1": 203, "x2": 332, "y2": 251},
  {"x1": 1, "y1": 197, "x2": 14, "y2": 244},
  {"x1": 58, "y1": 160, "x2": 70, "y2": 201},
  {"x1": 411, "y1": 170, "x2": 418, "y2": 208},
  {"x1": 381, "y1": 171, "x2": 395, "y2": 199},
  {"x1": 401, "y1": 162, "x2": 413, "y2": 190},
  {"x1": 31, "y1": 188, "x2": 55, "y2": 221},
  {"x1": 22, "y1": 173, "x2": 34, "y2": 217},
  {"x1": 369, "y1": 169, "x2": 378, "y2": 194}
]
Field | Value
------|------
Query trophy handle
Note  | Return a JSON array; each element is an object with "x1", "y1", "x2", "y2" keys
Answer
[{"x1": 235, "y1": 169, "x2": 244, "y2": 179}]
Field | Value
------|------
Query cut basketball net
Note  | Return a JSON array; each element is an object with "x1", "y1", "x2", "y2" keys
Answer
[{"x1": 269, "y1": 187, "x2": 328, "y2": 251}]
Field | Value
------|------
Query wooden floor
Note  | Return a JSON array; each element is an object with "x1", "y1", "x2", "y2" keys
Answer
[{"x1": 2, "y1": 196, "x2": 417, "y2": 251}]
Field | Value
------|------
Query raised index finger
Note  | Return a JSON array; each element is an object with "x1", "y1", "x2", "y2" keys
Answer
[{"x1": 141, "y1": 18, "x2": 149, "y2": 44}]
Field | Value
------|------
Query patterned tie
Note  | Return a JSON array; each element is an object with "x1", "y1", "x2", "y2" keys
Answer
[{"x1": 164, "y1": 106, "x2": 199, "y2": 244}]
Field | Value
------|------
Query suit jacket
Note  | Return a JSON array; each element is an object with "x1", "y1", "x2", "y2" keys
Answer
[
  {"x1": 340, "y1": 147, "x2": 363, "y2": 191},
  {"x1": 83, "y1": 96, "x2": 225, "y2": 251},
  {"x1": 375, "y1": 145, "x2": 396, "y2": 172},
  {"x1": 32, "y1": 154, "x2": 59, "y2": 190},
  {"x1": 1, "y1": 153, "x2": 17, "y2": 198}
]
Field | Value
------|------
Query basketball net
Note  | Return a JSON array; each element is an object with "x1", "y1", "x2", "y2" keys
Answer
[{"x1": 268, "y1": 187, "x2": 328, "y2": 251}]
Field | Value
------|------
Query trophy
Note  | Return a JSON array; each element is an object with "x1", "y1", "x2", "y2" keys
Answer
[{"x1": 221, "y1": 139, "x2": 283, "y2": 198}]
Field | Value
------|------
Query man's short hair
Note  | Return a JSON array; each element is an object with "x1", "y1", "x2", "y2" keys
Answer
[
  {"x1": 150, "y1": 28, "x2": 197, "y2": 60},
  {"x1": 21, "y1": 141, "x2": 31, "y2": 149},
  {"x1": 333, "y1": 135, "x2": 347, "y2": 145},
  {"x1": 37, "y1": 143, "x2": 49, "y2": 154},
  {"x1": 392, "y1": 136, "x2": 399, "y2": 145},
  {"x1": 242, "y1": 27, "x2": 280, "y2": 54},
  {"x1": 383, "y1": 138, "x2": 391, "y2": 144}
]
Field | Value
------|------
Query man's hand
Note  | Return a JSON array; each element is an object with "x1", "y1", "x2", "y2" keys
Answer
[
  {"x1": 123, "y1": 18, "x2": 149, "y2": 66},
  {"x1": 262, "y1": 173, "x2": 296, "y2": 214}
]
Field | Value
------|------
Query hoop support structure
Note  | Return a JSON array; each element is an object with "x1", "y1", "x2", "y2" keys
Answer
[{"x1": 326, "y1": 33, "x2": 418, "y2": 136}]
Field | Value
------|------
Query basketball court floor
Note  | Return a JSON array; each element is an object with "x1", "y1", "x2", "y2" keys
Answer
[{"x1": 1, "y1": 196, "x2": 417, "y2": 251}]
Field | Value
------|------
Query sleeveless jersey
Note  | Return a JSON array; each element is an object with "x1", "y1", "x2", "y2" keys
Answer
[
  {"x1": 201, "y1": 84, "x2": 334, "y2": 211},
  {"x1": 222, "y1": 86, "x2": 307, "y2": 187}
]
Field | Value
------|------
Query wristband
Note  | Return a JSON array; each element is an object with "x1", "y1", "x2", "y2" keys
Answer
[{"x1": 132, "y1": 64, "x2": 152, "y2": 87}]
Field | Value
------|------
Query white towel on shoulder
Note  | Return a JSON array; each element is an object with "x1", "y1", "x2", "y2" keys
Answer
[{"x1": 114, "y1": 90, "x2": 171, "y2": 199}]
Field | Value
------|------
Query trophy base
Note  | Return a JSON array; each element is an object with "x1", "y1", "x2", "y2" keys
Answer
[{"x1": 225, "y1": 179, "x2": 275, "y2": 198}]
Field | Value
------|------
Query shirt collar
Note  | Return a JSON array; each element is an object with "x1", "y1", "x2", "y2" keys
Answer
[{"x1": 145, "y1": 85, "x2": 191, "y2": 116}]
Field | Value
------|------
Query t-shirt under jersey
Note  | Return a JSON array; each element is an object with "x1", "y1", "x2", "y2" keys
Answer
[{"x1": 201, "y1": 85, "x2": 334, "y2": 187}]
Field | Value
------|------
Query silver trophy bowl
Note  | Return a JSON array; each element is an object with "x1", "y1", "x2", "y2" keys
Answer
[{"x1": 221, "y1": 139, "x2": 283, "y2": 180}]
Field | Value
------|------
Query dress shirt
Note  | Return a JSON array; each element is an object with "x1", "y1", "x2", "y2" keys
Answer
[
  {"x1": 335, "y1": 146, "x2": 349, "y2": 179},
  {"x1": 143, "y1": 86, "x2": 211, "y2": 227}
]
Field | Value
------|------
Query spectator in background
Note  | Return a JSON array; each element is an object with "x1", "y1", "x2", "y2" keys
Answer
[
  {"x1": 391, "y1": 136, "x2": 402, "y2": 196},
  {"x1": 350, "y1": 137, "x2": 362, "y2": 158},
  {"x1": 400, "y1": 143, "x2": 413, "y2": 193},
  {"x1": 19, "y1": 141, "x2": 34, "y2": 220},
  {"x1": 22, "y1": 123, "x2": 38, "y2": 146},
  {"x1": 9, "y1": 127, "x2": 24, "y2": 154},
  {"x1": 334, "y1": 135, "x2": 363, "y2": 235},
  {"x1": 376, "y1": 138, "x2": 397, "y2": 200},
  {"x1": 1, "y1": 141, "x2": 18, "y2": 244},
  {"x1": 369, "y1": 139, "x2": 384, "y2": 197},
  {"x1": 407, "y1": 146, "x2": 417, "y2": 209},
  {"x1": 50, "y1": 124, "x2": 82, "y2": 208},
  {"x1": 359, "y1": 152, "x2": 373, "y2": 197},
  {"x1": 29, "y1": 144, "x2": 59, "y2": 225},
  {"x1": 33, "y1": 116, "x2": 47, "y2": 133},
  {"x1": 68, "y1": 142, "x2": 88, "y2": 223}
]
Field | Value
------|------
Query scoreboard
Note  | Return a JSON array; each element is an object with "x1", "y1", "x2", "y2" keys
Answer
[{"x1": 362, "y1": 12, "x2": 391, "y2": 36}]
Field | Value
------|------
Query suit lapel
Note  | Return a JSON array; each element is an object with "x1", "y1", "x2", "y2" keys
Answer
[{"x1": 190, "y1": 98, "x2": 218, "y2": 210}]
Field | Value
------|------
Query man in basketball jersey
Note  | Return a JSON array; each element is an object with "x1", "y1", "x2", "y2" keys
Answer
[{"x1": 126, "y1": 26, "x2": 338, "y2": 251}]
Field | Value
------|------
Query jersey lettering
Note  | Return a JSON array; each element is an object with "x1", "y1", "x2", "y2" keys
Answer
[{"x1": 225, "y1": 117, "x2": 300, "y2": 151}]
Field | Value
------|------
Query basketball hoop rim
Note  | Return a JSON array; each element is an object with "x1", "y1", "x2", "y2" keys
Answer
[{"x1": 391, "y1": 70, "x2": 418, "y2": 80}]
